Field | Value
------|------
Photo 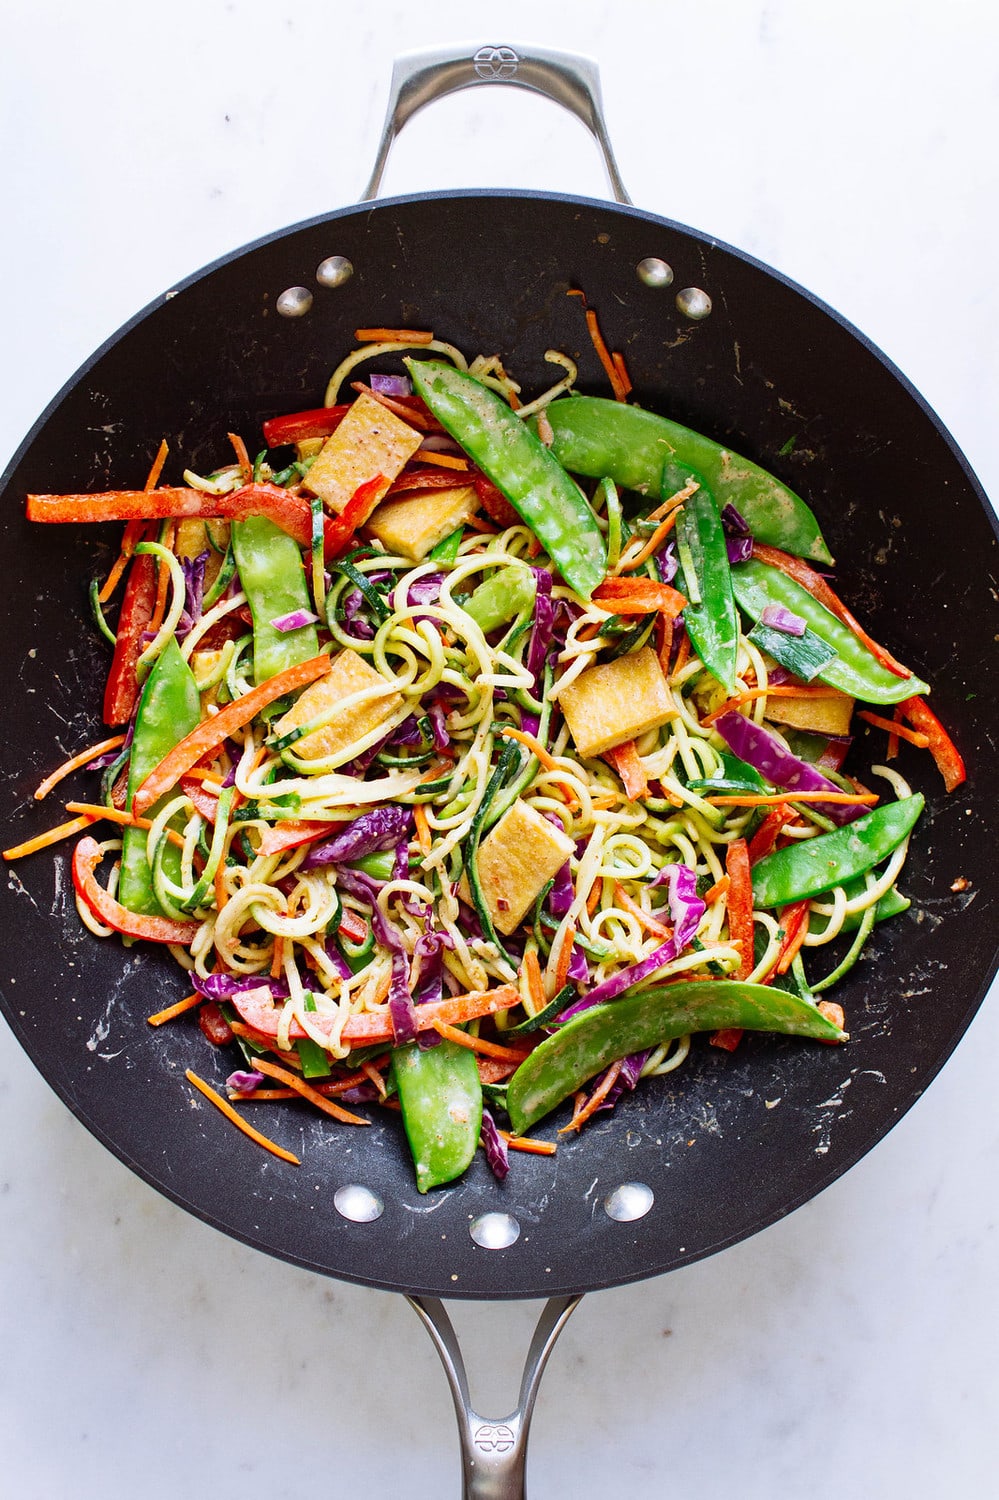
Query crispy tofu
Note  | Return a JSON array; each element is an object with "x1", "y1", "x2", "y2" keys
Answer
[
  {"x1": 173, "y1": 517, "x2": 228, "y2": 597},
  {"x1": 472, "y1": 800, "x2": 575, "y2": 936},
  {"x1": 274, "y1": 648, "x2": 403, "y2": 761},
  {"x1": 365, "y1": 484, "x2": 479, "y2": 562},
  {"x1": 765, "y1": 690, "x2": 854, "y2": 738},
  {"x1": 559, "y1": 646, "x2": 677, "y2": 760},
  {"x1": 302, "y1": 391, "x2": 422, "y2": 519}
]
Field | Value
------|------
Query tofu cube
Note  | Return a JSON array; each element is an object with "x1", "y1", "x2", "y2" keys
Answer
[
  {"x1": 302, "y1": 391, "x2": 423, "y2": 518},
  {"x1": 559, "y1": 646, "x2": 677, "y2": 760},
  {"x1": 473, "y1": 800, "x2": 575, "y2": 936},
  {"x1": 365, "y1": 484, "x2": 478, "y2": 562},
  {"x1": 765, "y1": 690, "x2": 854, "y2": 738},
  {"x1": 274, "y1": 648, "x2": 403, "y2": 761},
  {"x1": 173, "y1": 517, "x2": 228, "y2": 597}
]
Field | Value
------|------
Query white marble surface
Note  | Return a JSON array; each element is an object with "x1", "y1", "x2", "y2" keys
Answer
[{"x1": 2, "y1": 3, "x2": 997, "y2": 1496}]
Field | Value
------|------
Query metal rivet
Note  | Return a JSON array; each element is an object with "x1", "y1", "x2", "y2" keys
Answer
[
  {"x1": 676, "y1": 287, "x2": 712, "y2": 320},
  {"x1": 276, "y1": 285, "x2": 313, "y2": 318},
  {"x1": 469, "y1": 1211, "x2": 520, "y2": 1249},
  {"x1": 603, "y1": 1181, "x2": 654, "y2": 1222},
  {"x1": 316, "y1": 255, "x2": 354, "y2": 288},
  {"x1": 637, "y1": 257, "x2": 674, "y2": 289},
  {"x1": 333, "y1": 1184, "x2": 384, "y2": 1222}
]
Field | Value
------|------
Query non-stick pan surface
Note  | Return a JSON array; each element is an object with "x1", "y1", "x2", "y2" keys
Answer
[{"x1": 1, "y1": 189, "x2": 996, "y2": 1300}]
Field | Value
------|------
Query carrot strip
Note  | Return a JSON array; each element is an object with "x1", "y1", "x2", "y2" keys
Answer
[
  {"x1": 3, "y1": 814, "x2": 94, "y2": 861},
  {"x1": 430, "y1": 1020, "x2": 531, "y2": 1064},
  {"x1": 603, "y1": 740, "x2": 648, "y2": 799},
  {"x1": 586, "y1": 878, "x2": 603, "y2": 917},
  {"x1": 703, "y1": 874, "x2": 730, "y2": 906},
  {"x1": 252, "y1": 1056, "x2": 370, "y2": 1126},
  {"x1": 498, "y1": 1130, "x2": 558, "y2": 1156},
  {"x1": 98, "y1": 441, "x2": 170, "y2": 602},
  {"x1": 611, "y1": 350, "x2": 633, "y2": 398},
  {"x1": 132, "y1": 654, "x2": 331, "y2": 816},
  {"x1": 354, "y1": 327, "x2": 434, "y2": 344},
  {"x1": 816, "y1": 1001, "x2": 846, "y2": 1039},
  {"x1": 147, "y1": 992, "x2": 202, "y2": 1026},
  {"x1": 857, "y1": 709, "x2": 930, "y2": 747},
  {"x1": 498, "y1": 725, "x2": 559, "y2": 771},
  {"x1": 269, "y1": 934, "x2": 285, "y2": 980},
  {"x1": 413, "y1": 801, "x2": 432, "y2": 856},
  {"x1": 706, "y1": 790, "x2": 877, "y2": 807},
  {"x1": 414, "y1": 450, "x2": 469, "y2": 471},
  {"x1": 186, "y1": 1069, "x2": 301, "y2": 1164},
  {"x1": 584, "y1": 306, "x2": 630, "y2": 402},
  {"x1": 613, "y1": 882, "x2": 671, "y2": 939},
  {"x1": 775, "y1": 900, "x2": 811, "y2": 975},
  {"x1": 553, "y1": 923, "x2": 577, "y2": 994},
  {"x1": 34, "y1": 733, "x2": 127, "y2": 800},
  {"x1": 558, "y1": 1059, "x2": 624, "y2": 1132},
  {"x1": 618, "y1": 510, "x2": 679, "y2": 572},
  {"x1": 64, "y1": 802, "x2": 187, "y2": 850},
  {"x1": 725, "y1": 838, "x2": 755, "y2": 980},
  {"x1": 146, "y1": 519, "x2": 177, "y2": 637},
  {"x1": 521, "y1": 948, "x2": 547, "y2": 1015},
  {"x1": 746, "y1": 806, "x2": 797, "y2": 863},
  {"x1": 227, "y1": 431, "x2": 252, "y2": 482}
]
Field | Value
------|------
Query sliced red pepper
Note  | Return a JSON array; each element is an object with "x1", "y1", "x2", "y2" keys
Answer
[
  {"x1": 228, "y1": 980, "x2": 518, "y2": 1046},
  {"x1": 473, "y1": 473, "x2": 520, "y2": 528},
  {"x1": 603, "y1": 740, "x2": 648, "y2": 799},
  {"x1": 198, "y1": 1000, "x2": 234, "y2": 1046},
  {"x1": 725, "y1": 836, "x2": 755, "y2": 981},
  {"x1": 323, "y1": 473, "x2": 387, "y2": 561},
  {"x1": 256, "y1": 819, "x2": 331, "y2": 858},
  {"x1": 71, "y1": 836, "x2": 201, "y2": 943},
  {"x1": 180, "y1": 774, "x2": 220, "y2": 824},
  {"x1": 709, "y1": 1027, "x2": 744, "y2": 1052},
  {"x1": 103, "y1": 538, "x2": 157, "y2": 726},
  {"x1": 387, "y1": 468, "x2": 482, "y2": 497},
  {"x1": 898, "y1": 695, "x2": 967, "y2": 791},
  {"x1": 746, "y1": 805, "x2": 797, "y2": 864},
  {"x1": 28, "y1": 482, "x2": 315, "y2": 548},
  {"x1": 592, "y1": 576, "x2": 688, "y2": 618},
  {"x1": 337, "y1": 907, "x2": 369, "y2": 945},
  {"x1": 261, "y1": 404, "x2": 351, "y2": 448}
]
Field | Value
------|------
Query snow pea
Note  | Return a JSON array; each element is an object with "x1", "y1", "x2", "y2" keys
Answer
[
  {"x1": 672, "y1": 465, "x2": 738, "y2": 690},
  {"x1": 540, "y1": 396, "x2": 832, "y2": 565},
  {"x1": 119, "y1": 636, "x2": 201, "y2": 916},
  {"x1": 390, "y1": 1037, "x2": 483, "y2": 1192},
  {"x1": 461, "y1": 563, "x2": 536, "y2": 633},
  {"x1": 506, "y1": 979, "x2": 844, "y2": 1133},
  {"x1": 230, "y1": 515, "x2": 318, "y2": 685},
  {"x1": 751, "y1": 794, "x2": 924, "y2": 907},
  {"x1": 405, "y1": 360, "x2": 607, "y2": 598},
  {"x1": 731, "y1": 558, "x2": 928, "y2": 703}
]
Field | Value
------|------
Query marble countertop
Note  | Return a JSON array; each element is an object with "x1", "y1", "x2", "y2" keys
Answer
[{"x1": 2, "y1": 3, "x2": 997, "y2": 1496}]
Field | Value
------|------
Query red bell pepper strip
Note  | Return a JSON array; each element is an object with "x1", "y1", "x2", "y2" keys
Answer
[
  {"x1": 898, "y1": 695, "x2": 967, "y2": 791},
  {"x1": 261, "y1": 404, "x2": 351, "y2": 448},
  {"x1": 180, "y1": 774, "x2": 221, "y2": 824},
  {"x1": 197, "y1": 1001, "x2": 235, "y2": 1046},
  {"x1": 256, "y1": 819, "x2": 331, "y2": 857},
  {"x1": 387, "y1": 468, "x2": 483, "y2": 497},
  {"x1": 592, "y1": 576, "x2": 688, "y2": 618},
  {"x1": 132, "y1": 653, "x2": 332, "y2": 816},
  {"x1": 28, "y1": 482, "x2": 315, "y2": 547},
  {"x1": 72, "y1": 835, "x2": 201, "y2": 943},
  {"x1": 603, "y1": 740, "x2": 648, "y2": 799},
  {"x1": 228, "y1": 981, "x2": 519, "y2": 1046},
  {"x1": 473, "y1": 473, "x2": 520, "y2": 528},
  {"x1": 103, "y1": 539, "x2": 157, "y2": 726},
  {"x1": 323, "y1": 473, "x2": 386, "y2": 560},
  {"x1": 725, "y1": 836, "x2": 755, "y2": 980}
]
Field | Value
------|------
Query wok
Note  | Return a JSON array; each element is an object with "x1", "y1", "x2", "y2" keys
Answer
[{"x1": 1, "y1": 44, "x2": 997, "y2": 1496}]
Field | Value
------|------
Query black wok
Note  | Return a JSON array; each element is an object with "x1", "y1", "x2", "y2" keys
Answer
[{"x1": 1, "y1": 43, "x2": 997, "y2": 1497}]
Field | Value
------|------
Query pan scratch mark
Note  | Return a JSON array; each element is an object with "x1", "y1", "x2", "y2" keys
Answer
[{"x1": 6, "y1": 868, "x2": 44, "y2": 916}]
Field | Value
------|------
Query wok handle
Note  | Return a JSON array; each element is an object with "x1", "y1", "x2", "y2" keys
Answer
[
  {"x1": 407, "y1": 1292, "x2": 581, "y2": 1499},
  {"x1": 361, "y1": 44, "x2": 632, "y2": 205}
]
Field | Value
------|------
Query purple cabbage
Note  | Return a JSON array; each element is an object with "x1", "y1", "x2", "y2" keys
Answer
[
  {"x1": 714, "y1": 711, "x2": 865, "y2": 826},
  {"x1": 726, "y1": 536, "x2": 754, "y2": 565},
  {"x1": 548, "y1": 860, "x2": 575, "y2": 918},
  {"x1": 226, "y1": 1069, "x2": 265, "y2": 1094},
  {"x1": 192, "y1": 972, "x2": 290, "y2": 1002},
  {"x1": 407, "y1": 572, "x2": 446, "y2": 611},
  {"x1": 596, "y1": 1049, "x2": 650, "y2": 1113},
  {"x1": 721, "y1": 502, "x2": 751, "y2": 536},
  {"x1": 524, "y1": 568, "x2": 556, "y2": 685},
  {"x1": 428, "y1": 702, "x2": 450, "y2": 751},
  {"x1": 649, "y1": 861, "x2": 706, "y2": 952},
  {"x1": 760, "y1": 603, "x2": 806, "y2": 636},
  {"x1": 301, "y1": 805, "x2": 411, "y2": 869},
  {"x1": 322, "y1": 941, "x2": 354, "y2": 981},
  {"x1": 341, "y1": 588, "x2": 377, "y2": 640},
  {"x1": 480, "y1": 1108, "x2": 510, "y2": 1181},
  {"x1": 656, "y1": 541, "x2": 679, "y2": 584},
  {"x1": 177, "y1": 550, "x2": 209, "y2": 639},
  {"x1": 270, "y1": 607, "x2": 320, "y2": 632},
  {"x1": 370, "y1": 372, "x2": 412, "y2": 397},
  {"x1": 335, "y1": 866, "x2": 417, "y2": 1043}
]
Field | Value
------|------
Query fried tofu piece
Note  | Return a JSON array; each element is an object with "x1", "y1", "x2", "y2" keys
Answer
[
  {"x1": 173, "y1": 517, "x2": 228, "y2": 597},
  {"x1": 558, "y1": 646, "x2": 677, "y2": 760},
  {"x1": 274, "y1": 648, "x2": 403, "y2": 761},
  {"x1": 472, "y1": 800, "x2": 575, "y2": 936},
  {"x1": 765, "y1": 690, "x2": 854, "y2": 737},
  {"x1": 302, "y1": 391, "x2": 422, "y2": 519},
  {"x1": 365, "y1": 484, "x2": 479, "y2": 562}
]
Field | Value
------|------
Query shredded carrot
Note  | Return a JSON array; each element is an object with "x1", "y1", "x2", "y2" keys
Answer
[
  {"x1": 414, "y1": 450, "x2": 469, "y2": 471},
  {"x1": 553, "y1": 922, "x2": 577, "y2": 993},
  {"x1": 613, "y1": 882, "x2": 671, "y2": 939},
  {"x1": 413, "y1": 800, "x2": 432, "y2": 856},
  {"x1": 584, "y1": 305, "x2": 630, "y2": 402},
  {"x1": 3, "y1": 814, "x2": 95, "y2": 861},
  {"x1": 618, "y1": 510, "x2": 679, "y2": 573},
  {"x1": 887, "y1": 706, "x2": 901, "y2": 761},
  {"x1": 725, "y1": 838, "x2": 755, "y2": 980},
  {"x1": 746, "y1": 805, "x2": 798, "y2": 863},
  {"x1": 252, "y1": 1056, "x2": 370, "y2": 1125},
  {"x1": 270, "y1": 934, "x2": 285, "y2": 980},
  {"x1": 611, "y1": 349, "x2": 633, "y2": 398},
  {"x1": 857, "y1": 708, "x2": 930, "y2": 748},
  {"x1": 498, "y1": 724, "x2": 559, "y2": 771},
  {"x1": 521, "y1": 948, "x2": 547, "y2": 1015},
  {"x1": 775, "y1": 900, "x2": 811, "y2": 975},
  {"x1": 586, "y1": 877, "x2": 603, "y2": 917},
  {"x1": 34, "y1": 733, "x2": 127, "y2": 800},
  {"x1": 703, "y1": 873, "x2": 730, "y2": 906},
  {"x1": 705, "y1": 790, "x2": 878, "y2": 807},
  {"x1": 558, "y1": 1059, "x2": 624, "y2": 1132},
  {"x1": 64, "y1": 801, "x2": 187, "y2": 849},
  {"x1": 817, "y1": 1000, "x2": 846, "y2": 1040},
  {"x1": 603, "y1": 740, "x2": 648, "y2": 799},
  {"x1": 147, "y1": 992, "x2": 203, "y2": 1026},
  {"x1": 354, "y1": 327, "x2": 434, "y2": 344},
  {"x1": 360, "y1": 1059, "x2": 388, "y2": 1099},
  {"x1": 227, "y1": 431, "x2": 252, "y2": 482},
  {"x1": 186, "y1": 1068, "x2": 301, "y2": 1164},
  {"x1": 498, "y1": 1130, "x2": 558, "y2": 1156},
  {"x1": 431, "y1": 1020, "x2": 531, "y2": 1064},
  {"x1": 645, "y1": 480, "x2": 699, "y2": 525}
]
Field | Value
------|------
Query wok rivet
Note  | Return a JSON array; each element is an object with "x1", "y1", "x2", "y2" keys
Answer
[
  {"x1": 316, "y1": 255, "x2": 354, "y2": 288},
  {"x1": 276, "y1": 285, "x2": 314, "y2": 318},
  {"x1": 469, "y1": 1211, "x2": 520, "y2": 1250},
  {"x1": 603, "y1": 1181, "x2": 654, "y2": 1222},
  {"x1": 676, "y1": 287, "x2": 712, "y2": 321},
  {"x1": 637, "y1": 257, "x2": 674, "y2": 288},
  {"x1": 333, "y1": 1184, "x2": 384, "y2": 1222}
]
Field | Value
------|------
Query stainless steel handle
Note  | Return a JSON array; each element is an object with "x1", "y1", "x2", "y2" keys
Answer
[
  {"x1": 408, "y1": 1293, "x2": 581, "y2": 1499},
  {"x1": 361, "y1": 44, "x2": 631, "y2": 205}
]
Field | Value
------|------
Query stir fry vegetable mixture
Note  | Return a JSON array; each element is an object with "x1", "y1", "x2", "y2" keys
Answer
[{"x1": 12, "y1": 315, "x2": 966, "y2": 1191}]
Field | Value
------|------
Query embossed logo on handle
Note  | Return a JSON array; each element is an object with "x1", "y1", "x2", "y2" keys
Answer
[
  {"x1": 473, "y1": 1423, "x2": 516, "y2": 1453},
  {"x1": 473, "y1": 45, "x2": 520, "y2": 81}
]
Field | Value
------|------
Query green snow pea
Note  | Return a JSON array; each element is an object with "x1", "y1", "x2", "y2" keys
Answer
[
  {"x1": 731, "y1": 558, "x2": 928, "y2": 704},
  {"x1": 751, "y1": 794, "x2": 924, "y2": 907},
  {"x1": 540, "y1": 396, "x2": 832, "y2": 565},
  {"x1": 809, "y1": 878, "x2": 910, "y2": 936},
  {"x1": 390, "y1": 1038, "x2": 483, "y2": 1192},
  {"x1": 405, "y1": 360, "x2": 607, "y2": 598},
  {"x1": 671, "y1": 464, "x2": 738, "y2": 690},
  {"x1": 230, "y1": 515, "x2": 319, "y2": 685},
  {"x1": 119, "y1": 636, "x2": 201, "y2": 916},
  {"x1": 461, "y1": 563, "x2": 536, "y2": 633},
  {"x1": 506, "y1": 979, "x2": 844, "y2": 1133}
]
